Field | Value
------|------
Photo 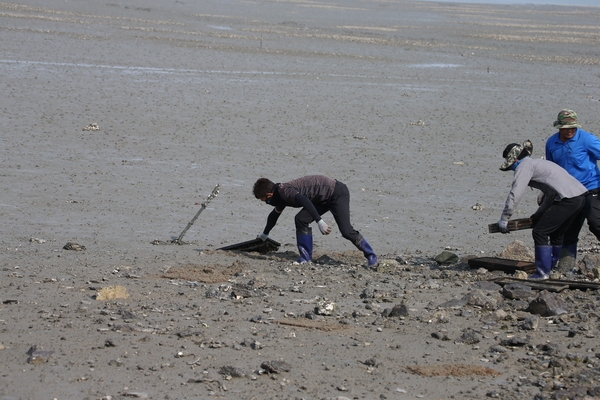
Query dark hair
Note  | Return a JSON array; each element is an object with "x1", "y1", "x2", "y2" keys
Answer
[{"x1": 253, "y1": 178, "x2": 275, "y2": 199}]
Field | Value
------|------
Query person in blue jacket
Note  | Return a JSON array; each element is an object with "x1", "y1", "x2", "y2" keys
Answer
[
  {"x1": 253, "y1": 175, "x2": 377, "y2": 268},
  {"x1": 545, "y1": 109, "x2": 600, "y2": 266}
]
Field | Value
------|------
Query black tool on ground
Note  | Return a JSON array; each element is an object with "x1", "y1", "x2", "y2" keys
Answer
[{"x1": 219, "y1": 238, "x2": 281, "y2": 254}]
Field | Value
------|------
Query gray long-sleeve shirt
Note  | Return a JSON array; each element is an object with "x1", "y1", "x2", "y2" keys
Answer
[{"x1": 501, "y1": 157, "x2": 587, "y2": 221}]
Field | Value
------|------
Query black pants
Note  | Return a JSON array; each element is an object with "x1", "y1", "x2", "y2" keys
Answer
[
  {"x1": 294, "y1": 181, "x2": 361, "y2": 244},
  {"x1": 532, "y1": 195, "x2": 585, "y2": 246},
  {"x1": 563, "y1": 189, "x2": 600, "y2": 246}
]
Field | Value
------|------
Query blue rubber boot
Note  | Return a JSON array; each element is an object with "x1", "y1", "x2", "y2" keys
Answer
[
  {"x1": 296, "y1": 228, "x2": 313, "y2": 264},
  {"x1": 529, "y1": 245, "x2": 552, "y2": 280},
  {"x1": 562, "y1": 243, "x2": 577, "y2": 260},
  {"x1": 355, "y1": 236, "x2": 378, "y2": 268},
  {"x1": 551, "y1": 245, "x2": 561, "y2": 270}
]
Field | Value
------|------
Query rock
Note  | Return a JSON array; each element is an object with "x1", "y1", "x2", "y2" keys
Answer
[
  {"x1": 489, "y1": 345, "x2": 508, "y2": 353},
  {"x1": 431, "y1": 332, "x2": 450, "y2": 341},
  {"x1": 231, "y1": 287, "x2": 254, "y2": 299},
  {"x1": 26, "y1": 345, "x2": 53, "y2": 364},
  {"x1": 501, "y1": 283, "x2": 533, "y2": 300},
  {"x1": 260, "y1": 360, "x2": 291, "y2": 374},
  {"x1": 455, "y1": 328, "x2": 481, "y2": 345},
  {"x1": 520, "y1": 315, "x2": 540, "y2": 330},
  {"x1": 526, "y1": 290, "x2": 569, "y2": 317},
  {"x1": 375, "y1": 259, "x2": 401, "y2": 273},
  {"x1": 588, "y1": 386, "x2": 600, "y2": 396},
  {"x1": 499, "y1": 336, "x2": 529, "y2": 347},
  {"x1": 462, "y1": 289, "x2": 498, "y2": 310},
  {"x1": 480, "y1": 309, "x2": 508, "y2": 325},
  {"x1": 473, "y1": 281, "x2": 502, "y2": 292},
  {"x1": 499, "y1": 240, "x2": 534, "y2": 261},
  {"x1": 219, "y1": 365, "x2": 247, "y2": 377},
  {"x1": 513, "y1": 270, "x2": 529, "y2": 279},
  {"x1": 438, "y1": 298, "x2": 467, "y2": 308},
  {"x1": 122, "y1": 393, "x2": 148, "y2": 399},
  {"x1": 63, "y1": 242, "x2": 86, "y2": 251},
  {"x1": 315, "y1": 300, "x2": 337, "y2": 316},
  {"x1": 557, "y1": 246, "x2": 577, "y2": 274},
  {"x1": 582, "y1": 253, "x2": 600, "y2": 277},
  {"x1": 382, "y1": 303, "x2": 409, "y2": 318},
  {"x1": 434, "y1": 251, "x2": 459, "y2": 265},
  {"x1": 360, "y1": 288, "x2": 375, "y2": 299}
]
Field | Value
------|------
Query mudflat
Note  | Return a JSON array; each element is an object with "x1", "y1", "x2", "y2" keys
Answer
[{"x1": 1, "y1": 1, "x2": 600, "y2": 399}]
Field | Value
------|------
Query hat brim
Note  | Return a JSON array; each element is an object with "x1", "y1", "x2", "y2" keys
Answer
[
  {"x1": 554, "y1": 123, "x2": 581, "y2": 129},
  {"x1": 499, "y1": 139, "x2": 532, "y2": 171}
]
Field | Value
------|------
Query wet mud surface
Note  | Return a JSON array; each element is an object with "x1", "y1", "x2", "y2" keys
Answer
[{"x1": 1, "y1": 0, "x2": 600, "y2": 399}]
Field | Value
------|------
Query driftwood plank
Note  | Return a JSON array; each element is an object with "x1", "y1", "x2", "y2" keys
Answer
[
  {"x1": 468, "y1": 257, "x2": 535, "y2": 274},
  {"x1": 488, "y1": 218, "x2": 533, "y2": 234},
  {"x1": 491, "y1": 277, "x2": 600, "y2": 292}
]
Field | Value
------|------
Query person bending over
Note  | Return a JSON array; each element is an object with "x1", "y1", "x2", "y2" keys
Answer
[{"x1": 253, "y1": 175, "x2": 377, "y2": 268}]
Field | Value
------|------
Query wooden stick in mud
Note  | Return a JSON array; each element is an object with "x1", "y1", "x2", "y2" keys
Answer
[
  {"x1": 488, "y1": 218, "x2": 533, "y2": 234},
  {"x1": 174, "y1": 184, "x2": 220, "y2": 244}
]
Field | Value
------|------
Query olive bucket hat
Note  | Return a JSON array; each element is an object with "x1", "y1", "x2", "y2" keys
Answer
[
  {"x1": 500, "y1": 140, "x2": 533, "y2": 171},
  {"x1": 553, "y1": 109, "x2": 581, "y2": 129}
]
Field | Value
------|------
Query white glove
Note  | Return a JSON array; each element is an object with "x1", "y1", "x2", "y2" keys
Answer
[
  {"x1": 498, "y1": 219, "x2": 509, "y2": 234},
  {"x1": 317, "y1": 219, "x2": 331, "y2": 235},
  {"x1": 257, "y1": 233, "x2": 268, "y2": 241}
]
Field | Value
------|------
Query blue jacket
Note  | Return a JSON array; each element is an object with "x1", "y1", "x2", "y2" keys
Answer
[{"x1": 545, "y1": 128, "x2": 600, "y2": 191}]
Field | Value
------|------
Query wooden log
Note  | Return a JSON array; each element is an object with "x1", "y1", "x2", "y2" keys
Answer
[
  {"x1": 491, "y1": 277, "x2": 600, "y2": 292},
  {"x1": 488, "y1": 218, "x2": 533, "y2": 234}
]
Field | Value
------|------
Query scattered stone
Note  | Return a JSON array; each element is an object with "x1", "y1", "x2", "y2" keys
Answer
[
  {"x1": 83, "y1": 122, "x2": 100, "y2": 131},
  {"x1": 455, "y1": 328, "x2": 481, "y2": 345},
  {"x1": 260, "y1": 360, "x2": 291, "y2": 374},
  {"x1": 219, "y1": 366, "x2": 247, "y2": 378},
  {"x1": 315, "y1": 300, "x2": 337, "y2": 316},
  {"x1": 489, "y1": 345, "x2": 508, "y2": 353},
  {"x1": 382, "y1": 303, "x2": 409, "y2": 318},
  {"x1": 231, "y1": 287, "x2": 254, "y2": 299},
  {"x1": 375, "y1": 259, "x2": 401, "y2": 273},
  {"x1": 499, "y1": 240, "x2": 534, "y2": 262},
  {"x1": 471, "y1": 203, "x2": 483, "y2": 210},
  {"x1": 361, "y1": 358, "x2": 377, "y2": 367},
  {"x1": 513, "y1": 270, "x2": 529, "y2": 279},
  {"x1": 501, "y1": 283, "x2": 533, "y2": 300},
  {"x1": 462, "y1": 289, "x2": 499, "y2": 311},
  {"x1": 434, "y1": 251, "x2": 459, "y2": 265},
  {"x1": 582, "y1": 253, "x2": 600, "y2": 277},
  {"x1": 519, "y1": 315, "x2": 539, "y2": 331},
  {"x1": 480, "y1": 309, "x2": 507, "y2": 325},
  {"x1": 526, "y1": 290, "x2": 569, "y2": 317},
  {"x1": 96, "y1": 286, "x2": 129, "y2": 301},
  {"x1": 26, "y1": 346, "x2": 53, "y2": 364},
  {"x1": 63, "y1": 242, "x2": 86, "y2": 251},
  {"x1": 108, "y1": 358, "x2": 124, "y2": 367},
  {"x1": 474, "y1": 281, "x2": 502, "y2": 292},
  {"x1": 431, "y1": 332, "x2": 450, "y2": 341},
  {"x1": 499, "y1": 336, "x2": 529, "y2": 347},
  {"x1": 557, "y1": 246, "x2": 577, "y2": 274},
  {"x1": 438, "y1": 298, "x2": 467, "y2": 308},
  {"x1": 241, "y1": 338, "x2": 262, "y2": 349}
]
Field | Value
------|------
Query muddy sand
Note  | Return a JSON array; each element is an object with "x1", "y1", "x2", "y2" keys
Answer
[{"x1": 1, "y1": 0, "x2": 600, "y2": 399}]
